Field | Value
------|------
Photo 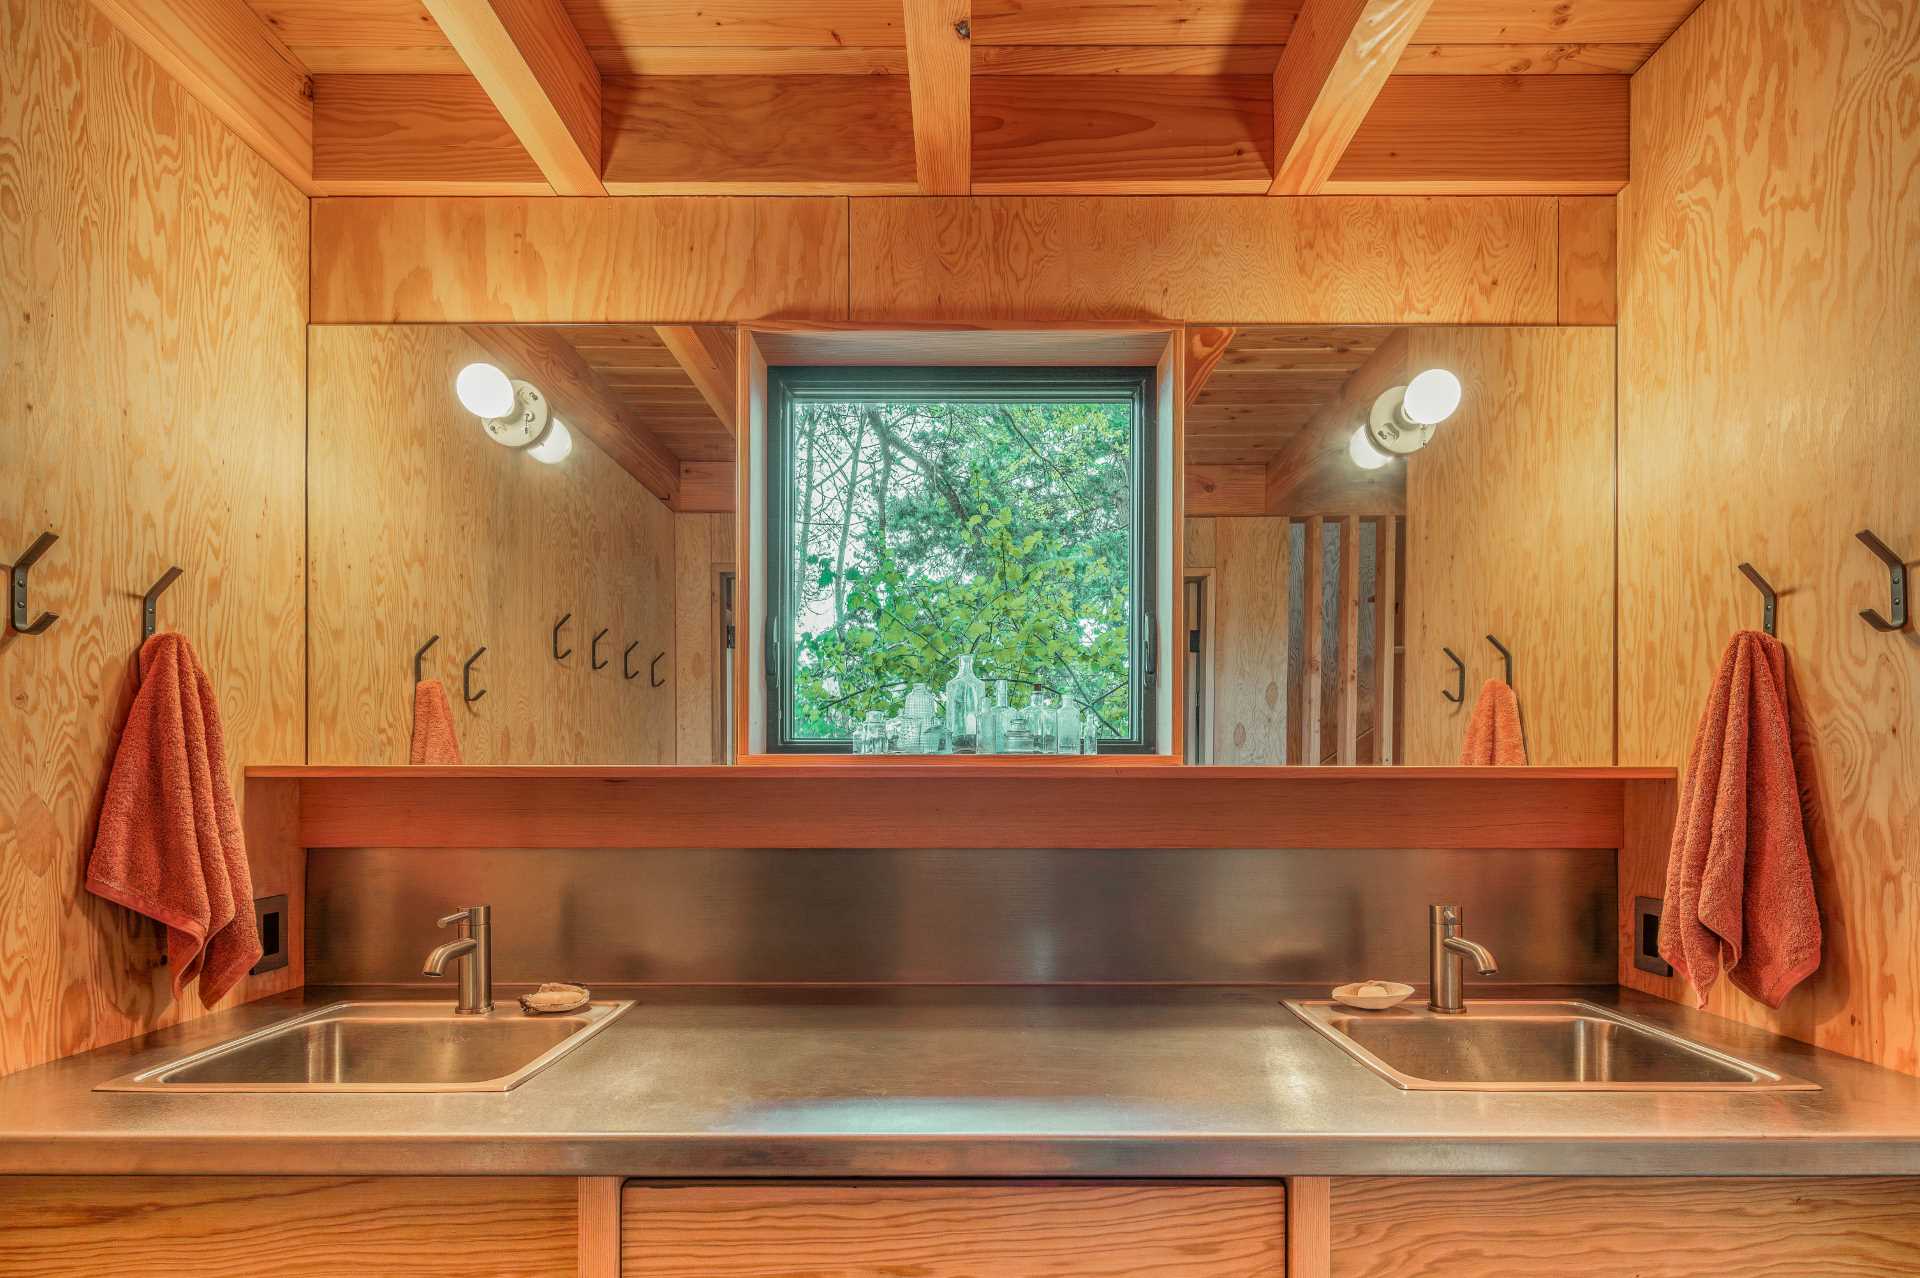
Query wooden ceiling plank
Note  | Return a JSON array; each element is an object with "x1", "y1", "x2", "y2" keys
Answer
[
  {"x1": 972, "y1": 45, "x2": 1284, "y2": 75},
  {"x1": 970, "y1": 1, "x2": 1296, "y2": 45},
  {"x1": 653, "y1": 326, "x2": 740, "y2": 437},
  {"x1": 1263, "y1": 328, "x2": 1407, "y2": 510},
  {"x1": 560, "y1": 0, "x2": 906, "y2": 47},
  {"x1": 1397, "y1": 42, "x2": 1657, "y2": 74},
  {"x1": 312, "y1": 73, "x2": 549, "y2": 193},
  {"x1": 91, "y1": 0, "x2": 316, "y2": 192},
  {"x1": 419, "y1": 0, "x2": 604, "y2": 195},
  {"x1": 1268, "y1": 0, "x2": 1437, "y2": 195},
  {"x1": 1183, "y1": 326, "x2": 1236, "y2": 406},
  {"x1": 1413, "y1": 0, "x2": 1700, "y2": 44},
  {"x1": 592, "y1": 46, "x2": 910, "y2": 76},
  {"x1": 465, "y1": 325, "x2": 681, "y2": 504},
  {"x1": 903, "y1": 0, "x2": 973, "y2": 194}
]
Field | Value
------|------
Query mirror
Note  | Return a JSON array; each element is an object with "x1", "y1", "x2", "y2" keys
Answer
[{"x1": 305, "y1": 322, "x2": 1613, "y2": 767}]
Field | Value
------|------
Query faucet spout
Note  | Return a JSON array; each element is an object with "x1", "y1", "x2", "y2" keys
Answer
[
  {"x1": 1442, "y1": 935, "x2": 1500, "y2": 976},
  {"x1": 422, "y1": 936, "x2": 477, "y2": 977}
]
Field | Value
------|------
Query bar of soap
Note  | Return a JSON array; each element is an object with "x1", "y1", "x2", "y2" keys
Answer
[{"x1": 518, "y1": 982, "x2": 590, "y2": 1014}]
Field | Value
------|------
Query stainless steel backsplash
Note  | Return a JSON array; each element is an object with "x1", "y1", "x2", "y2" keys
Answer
[{"x1": 307, "y1": 846, "x2": 1615, "y2": 986}]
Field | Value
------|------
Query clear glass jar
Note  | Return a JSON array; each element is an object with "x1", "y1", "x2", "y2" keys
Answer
[
  {"x1": 1003, "y1": 689, "x2": 1035, "y2": 753},
  {"x1": 1025, "y1": 692, "x2": 1055, "y2": 755},
  {"x1": 902, "y1": 682, "x2": 938, "y2": 754},
  {"x1": 983, "y1": 679, "x2": 1010, "y2": 754},
  {"x1": 854, "y1": 709, "x2": 889, "y2": 754},
  {"x1": 1054, "y1": 699, "x2": 1081, "y2": 754},
  {"x1": 945, "y1": 654, "x2": 985, "y2": 754}
]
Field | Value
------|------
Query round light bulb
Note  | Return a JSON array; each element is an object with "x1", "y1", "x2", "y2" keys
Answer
[
  {"x1": 528, "y1": 418, "x2": 572, "y2": 465},
  {"x1": 1349, "y1": 424, "x2": 1392, "y2": 470},
  {"x1": 455, "y1": 362, "x2": 515, "y2": 419},
  {"x1": 1402, "y1": 368, "x2": 1462, "y2": 426}
]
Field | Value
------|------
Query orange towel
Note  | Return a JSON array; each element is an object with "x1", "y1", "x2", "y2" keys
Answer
[
  {"x1": 1658, "y1": 630, "x2": 1820, "y2": 1009},
  {"x1": 1459, "y1": 678, "x2": 1526, "y2": 765},
  {"x1": 409, "y1": 678, "x2": 463, "y2": 765},
  {"x1": 86, "y1": 633, "x2": 262, "y2": 1006}
]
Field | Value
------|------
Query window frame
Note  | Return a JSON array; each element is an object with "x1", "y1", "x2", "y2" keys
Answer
[{"x1": 763, "y1": 363, "x2": 1160, "y2": 754}]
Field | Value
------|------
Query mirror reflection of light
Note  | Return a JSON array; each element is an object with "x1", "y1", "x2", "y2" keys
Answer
[
  {"x1": 455, "y1": 362, "x2": 514, "y2": 419},
  {"x1": 1402, "y1": 368, "x2": 1462, "y2": 426},
  {"x1": 1349, "y1": 425, "x2": 1392, "y2": 470},
  {"x1": 528, "y1": 419, "x2": 572, "y2": 464}
]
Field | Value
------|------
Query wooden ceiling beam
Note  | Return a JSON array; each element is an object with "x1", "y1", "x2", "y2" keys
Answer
[
  {"x1": 653, "y1": 326, "x2": 740, "y2": 438},
  {"x1": 1268, "y1": 0, "x2": 1437, "y2": 195},
  {"x1": 1264, "y1": 329, "x2": 1408, "y2": 513},
  {"x1": 419, "y1": 0, "x2": 605, "y2": 195},
  {"x1": 903, "y1": 0, "x2": 973, "y2": 193},
  {"x1": 1184, "y1": 327, "x2": 1237, "y2": 406},
  {"x1": 90, "y1": 0, "x2": 316, "y2": 193},
  {"x1": 464, "y1": 326, "x2": 682, "y2": 506}
]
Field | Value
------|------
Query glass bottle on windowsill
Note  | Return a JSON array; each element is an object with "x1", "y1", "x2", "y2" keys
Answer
[
  {"x1": 1003, "y1": 688, "x2": 1036, "y2": 754},
  {"x1": 945, "y1": 654, "x2": 985, "y2": 754}
]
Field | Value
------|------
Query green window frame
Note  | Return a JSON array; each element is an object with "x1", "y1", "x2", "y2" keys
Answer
[{"x1": 764, "y1": 364, "x2": 1159, "y2": 753}]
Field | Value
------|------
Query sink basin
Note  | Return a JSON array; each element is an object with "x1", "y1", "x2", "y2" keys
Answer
[
  {"x1": 96, "y1": 1001, "x2": 631, "y2": 1093},
  {"x1": 1285, "y1": 999, "x2": 1816, "y2": 1091}
]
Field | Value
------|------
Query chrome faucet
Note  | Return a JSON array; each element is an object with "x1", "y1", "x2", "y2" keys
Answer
[
  {"x1": 1428, "y1": 903, "x2": 1498, "y2": 1014},
  {"x1": 422, "y1": 905, "x2": 493, "y2": 1014}
]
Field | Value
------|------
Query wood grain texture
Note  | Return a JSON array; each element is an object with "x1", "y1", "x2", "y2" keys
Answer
[
  {"x1": 1326, "y1": 74, "x2": 1629, "y2": 193},
  {"x1": 675, "y1": 461, "x2": 736, "y2": 513},
  {"x1": 543, "y1": 324, "x2": 734, "y2": 463},
  {"x1": 973, "y1": 45, "x2": 1284, "y2": 76},
  {"x1": 418, "y1": 0, "x2": 605, "y2": 194},
  {"x1": 1335, "y1": 517, "x2": 1361, "y2": 763},
  {"x1": 1300, "y1": 516, "x2": 1327, "y2": 764},
  {"x1": 1183, "y1": 325, "x2": 1236, "y2": 405},
  {"x1": 1260, "y1": 328, "x2": 1406, "y2": 505},
  {"x1": 465, "y1": 323, "x2": 682, "y2": 502},
  {"x1": 970, "y1": 1, "x2": 1298, "y2": 45},
  {"x1": 578, "y1": 1176, "x2": 623, "y2": 1278},
  {"x1": 1285, "y1": 1177, "x2": 1330, "y2": 1278},
  {"x1": 309, "y1": 196, "x2": 850, "y2": 321},
  {"x1": 905, "y1": 0, "x2": 971, "y2": 193},
  {"x1": 267, "y1": 764, "x2": 1660, "y2": 849},
  {"x1": 1186, "y1": 465, "x2": 1267, "y2": 516},
  {"x1": 1556, "y1": 194, "x2": 1616, "y2": 323},
  {"x1": 1192, "y1": 326, "x2": 1390, "y2": 468},
  {"x1": 1210, "y1": 519, "x2": 1291, "y2": 763},
  {"x1": 1371, "y1": 516, "x2": 1400, "y2": 764},
  {"x1": 312, "y1": 72, "x2": 548, "y2": 193},
  {"x1": 0, "y1": 0, "x2": 307, "y2": 1076},
  {"x1": 622, "y1": 1182, "x2": 1285, "y2": 1277},
  {"x1": 0, "y1": 1176, "x2": 577, "y2": 1277},
  {"x1": 1397, "y1": 42, "x2": 1657, "y2": 74},
  {"x1": 973, "y1": 75, "x2": 1273, "y2": 194},
  {"x1": 674, "y1": 512, "x2": 733, "y2": 763},
  {"x1": 1328, "y1": 1177, "x2": 1920, "y2": 1278},
  {"x1": 563, "y1": 0, "x2": 905, "y2": 47},
  {"x1": 1616, "y1": 0, "x2": 1920, "y2": 1073},
  {"x1": 654, "y1": 325, "x2": 739, "y2": 439},
  {"x1": 1399, "y1": 327, "x2": 1615, "y2": 766},
  {"x1": 603, "y1": 75, "x2": 917, "y2": 194},
  {"x1": 306, "y1": 326, "x2": 676, "y2": 765},
  {"x1": 1269, "y1": 0, "x2": 1437, "y2": 195},
  {"x1": 1414, "y1": 0, "x2": 1701, "y2": 44},
  {"x1": 90, "y1": 0, "x2": 315, "y2": 191},
  {"x1": 848, "y1": 195, "x2": 1559, "y2": 323}
]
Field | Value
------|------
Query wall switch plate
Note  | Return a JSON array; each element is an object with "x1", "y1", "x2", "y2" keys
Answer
[
  {"x1": 251, "y1": 893, "x2": 289, "y2": 975},
  {"x1": 1632, "y1": 895, "x2": 1674, "y2": 977}
]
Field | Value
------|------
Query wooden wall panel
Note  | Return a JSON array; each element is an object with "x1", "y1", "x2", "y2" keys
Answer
[
  {"x1": 1616, "y1": 0, "x2": 1920, "y2": 1073},
  {"x1": 0, "y1": 1176, "x2": 577, "y2": 1277},
  {"x1": 621, "y1": 1181, "x2": 1286, "y2": 1278},
  {"x1": 1208, "y1": 518, "x2": 1293, "y2": 764},
  {"x1": 674, "y1": 512, "x2": 734, "y2": 764},
  {"x1": 848, "y1": 196, "x2": 1559, "y2": 323},
  {"x1": 1399, "y1": 327, "x2": 1615, "y2": 766},
  {"x1": 307, "y1": 326, "x2": 675, "y2": 765},
  {"x1": 0, "y1": 0, "x2": 307, "y2": 1076},
  {"x1": 309, "y1": 196, "x2": 851, "y2": 322},
  {"x1": 1328, "y1": 1177, "x2": 1920, "y2": 1277},
  {"x1": 1556, "y1": 195, "x2": 1617, "y2": 324},
  {"x1": 313, "y1": 73, "x2": 547, "y2": 195}
]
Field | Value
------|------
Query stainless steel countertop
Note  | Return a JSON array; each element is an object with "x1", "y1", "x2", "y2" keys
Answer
[{"x1": 5, "y1": 984, "x2": 1920, "y2": 1177}]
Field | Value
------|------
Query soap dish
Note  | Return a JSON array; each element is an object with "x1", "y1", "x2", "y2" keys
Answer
[{"x1": 1331, "y1": 980, "x2": 1415, "y2": 1011}]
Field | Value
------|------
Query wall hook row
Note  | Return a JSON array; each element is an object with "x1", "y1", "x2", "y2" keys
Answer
[
  {"x1": 1738, "y1": 562, "x2": 1778, "y2": 636},
  {"x1": 591, "y1": 628, "x2": 609, "y2": 670},
  {"x1": 650, "y1": 652, "x2": 666, "y2": 688},
  {"x1": 142, "y1": 565, "x2": 182, "y2": 640},
  {"x1": 463, "y1": 646, "x2": 487, "y2": 703},
  {"x1": 1441, "y1": 647, "x2": 1464, "y2": 703},
  {"x1": 7, "y1": 530, "x2": 60, "y2": 635},
  {"x1": 552, "y1": 612, "x2": 572, "y2": 661},
  {"x1": 623, "y1": 640, "x2": 640, "y2": 680},
  {"x1": 1856, "y1": 529, "x2": 1909, "y2": 632}
]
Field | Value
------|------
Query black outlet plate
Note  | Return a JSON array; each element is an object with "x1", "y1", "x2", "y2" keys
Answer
[
  {"x1": 1633, "y1": 895, "x2": 1674, "y2": 978},
  {"x1": 250, "y1": 893, "x2": 289, "y2": 975}
]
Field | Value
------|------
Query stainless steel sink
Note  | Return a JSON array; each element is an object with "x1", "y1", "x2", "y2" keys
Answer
[
  {"x1": 1285, "y1": 999, "x2": 1816, "y2": 1091},
  {"x1": 96, "y1": 1001, "x2": 631, "y2": 1093}
]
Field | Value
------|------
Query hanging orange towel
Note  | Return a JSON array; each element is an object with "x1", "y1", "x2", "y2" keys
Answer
[
  {"x1": 86, "y1": 633, "x2": 262, "y2": 1007},
  {"x1": 409, "y1": 678, "x2": 463, "y2": 765},
  {"x1": 1658, "y1": 630, "x2": 1820, "y2": 1009},
  {"x1": 1459, "y1": 678, "x2": 1527, "y2": 765}
]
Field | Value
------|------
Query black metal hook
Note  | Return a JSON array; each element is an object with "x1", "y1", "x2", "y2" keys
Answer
[
  {"x1": 142, "y1": 566, "x2": 183, "y2": 640},
  {"x1": 591, "y1": 628, "x2": 609, "y2": 670},
  {"x1": 650, "y1": 652, "x2": 666, "y2": 688},
  {"x1": 7, "y1": 530, "x2": 60, "y2": 635},
  {"x1": 1737, "y1": 562, "x2": 1778, "y2": 636},
  {"x1": 1855, "y1": 529, "x2": 1909, "y2": 632},
  {"x1": 1441, "y1": 647, "x2": 1465, "y2": 703},
  {"x1": 462, "y1": 646, "x2": 487, "y2": 703},
  {"x1": 553, "y1": 612, "x2": 573, "y2": 660},
  {"x1": 414, "y1": 634, "x2": 440, "y2": 684},
  {"x1": 1485, "y1": 634, "x2": 1512, "y2": 686},
  {"x1": 623, "y1": 640, "x2": 640, "y2": 680}
]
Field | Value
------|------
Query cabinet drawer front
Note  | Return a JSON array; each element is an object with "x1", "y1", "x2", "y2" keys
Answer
[{"x1": 622, "y1": 1181, "x2": 1287, "y2": 1277}]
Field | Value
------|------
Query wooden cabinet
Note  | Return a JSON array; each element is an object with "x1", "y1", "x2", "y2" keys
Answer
[{"x1": 619, "y1": 1181, "x2": 1288, "y2": 1278}]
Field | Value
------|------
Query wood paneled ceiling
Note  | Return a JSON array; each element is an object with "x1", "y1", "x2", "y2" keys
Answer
[
  {"x1": 103, "y1": 0, "x2": 1698, "y2": 197},
  {"x1": 1187, "y1": 325, "x2": 1390, "y2": 466}
]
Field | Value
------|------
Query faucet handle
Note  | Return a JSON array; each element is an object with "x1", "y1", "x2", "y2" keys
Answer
[
  {"x1": 437, "y1": 905, "x2": 489, "y2": 929},
  {"x1": 1430, "y1": 903, "x2": 1461, "y2": 927}
]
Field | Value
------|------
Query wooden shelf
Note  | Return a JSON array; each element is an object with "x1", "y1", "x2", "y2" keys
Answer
[{"x1": 247, "y1": 766, "x2": 1675, "y2": 851}]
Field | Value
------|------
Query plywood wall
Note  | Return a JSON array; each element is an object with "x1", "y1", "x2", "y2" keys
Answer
[
  {"x1": 1400, "y1": 327, "x2": 1616, "y2": 767},
  {"x1": 674, "y1": 512, "x2": 734, "y2": 763},
  {"x1": 1616, "y1": 0, "x2": 1920, "y2": 1072},
  {"x1": 307, "y1": 326, "x2": 675, "y2": 765},
  {"x1": 0, "y1": 0, "x2": 308, "y2": 1075}
]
